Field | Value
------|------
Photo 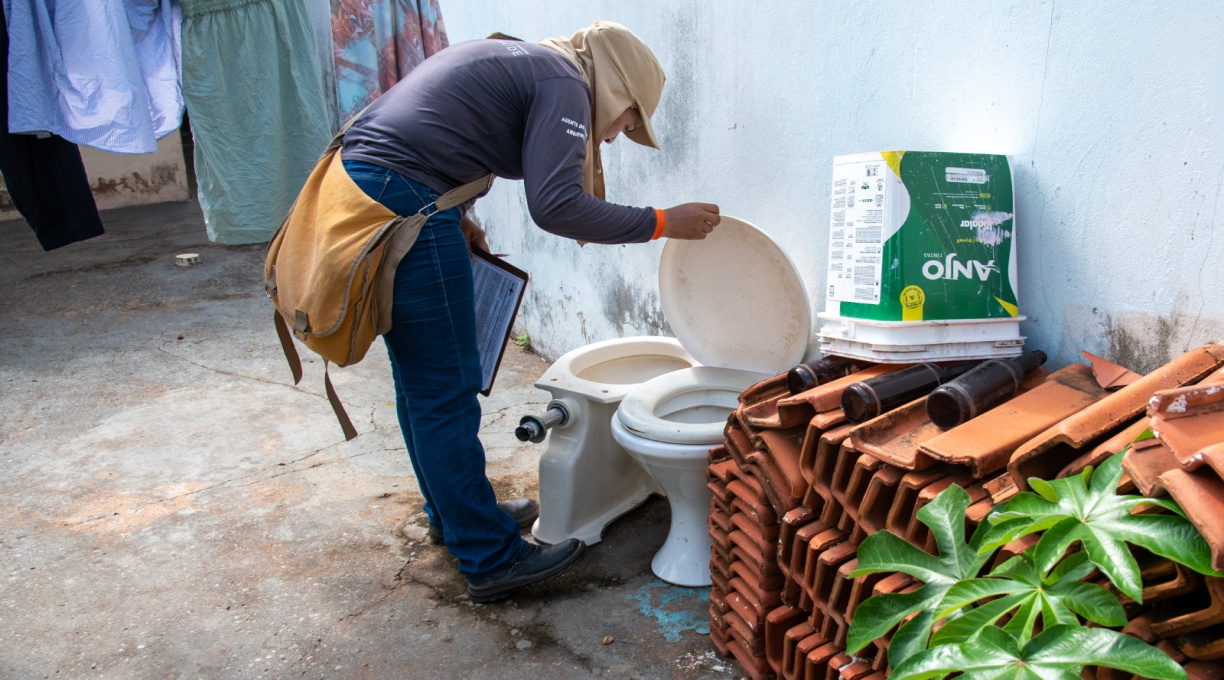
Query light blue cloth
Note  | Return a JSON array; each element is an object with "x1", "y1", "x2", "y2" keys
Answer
[
  {"x1": 4, "y1": 0, "x2": 183, "y2": 154},
  {"x1": 180, "y1": 0, "x2": 332, "y2": 243}
]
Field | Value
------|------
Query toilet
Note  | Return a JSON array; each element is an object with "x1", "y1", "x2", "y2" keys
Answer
[
  {"x1": 609, "y1": 217, "x2": 812, "y2": 586},
  {"x1": 531, "y1": 336, "x2": 696, "y2": 546},
  {"x1": 530, "y1": 217, "x2": 811, "y2": 587}
]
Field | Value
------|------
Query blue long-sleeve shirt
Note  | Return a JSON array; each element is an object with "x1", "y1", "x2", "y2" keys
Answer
[{"x1": 341, "y1": 39, "x2": 657, "y2": 244}]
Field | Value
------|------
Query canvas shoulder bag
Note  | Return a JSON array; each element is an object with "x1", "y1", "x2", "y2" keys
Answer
[{"x1": 264, "y1": 127, "x2": 493, "y2": 440}]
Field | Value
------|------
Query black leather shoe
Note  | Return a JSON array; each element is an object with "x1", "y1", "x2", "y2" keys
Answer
[
  {"x1": 428, "y1": 498, "x2": 539, "y2": 545},
  {"x1": 466, "y1": 538, "x2": 586, "y2": 603}
]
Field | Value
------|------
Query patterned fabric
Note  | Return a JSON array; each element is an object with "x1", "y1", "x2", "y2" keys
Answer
[
  {"x1": 4, "y1": 0, "x2": 183, "y2": 154},
  {"x1": 330, "y1": 0, "x2": 448, "y2": 124}
]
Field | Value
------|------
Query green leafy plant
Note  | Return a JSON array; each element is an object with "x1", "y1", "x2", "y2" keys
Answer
[
  {"x1": 890, "y1": 625, "x2": 1185, "y2": 680},
  {"x1": 513, "y1": 332, "x2": 531, "y2": 351},
  {"x1": 979, "y1": 451, "x2": 1217, "y2": 602},
  {"x1": 931, "y1": 551, "x2": 1125, "y2": 646},
  {"x1": 846, "y1": 484, "x2": 992, "y2": 666},
  {"x1": 845, "y1": 450, "x2": 1219, "y2": 677}
]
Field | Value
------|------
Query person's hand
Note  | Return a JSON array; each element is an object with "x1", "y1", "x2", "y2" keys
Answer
[
  {"x1": 662, "y1": 203, "x2": 720, "y2": 240},
  {"x1": 461, "y1": 216, "x2": 490, "y2": 252}
]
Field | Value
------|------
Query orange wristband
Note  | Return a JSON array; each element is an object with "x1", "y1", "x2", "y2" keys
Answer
[{"x1": 652, "y1": 208, "x2": 666, "y2": 240}]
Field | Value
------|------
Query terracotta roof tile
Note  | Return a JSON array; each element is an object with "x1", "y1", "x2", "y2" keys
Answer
[
  {"x1": 808, "y1": 426, "x2": 855, "y2": 504},
  {"x1": 905, "y1": 474, "x2": 981, "y2": 549},
  {"x1": 1148, "y1": 373, "x2": 1224, "y2": 473},
  {"x1": 779, "y1": 508, "x2": 819, "y2": 565},
  {"x1": 801, "y1": 528, "x2": 851, "y2": 610},
  {"x1": 731, "y1": 510, "x2": 780, "y2": 546},
  {"x1": 855, "y1": 464, "x2": 908, "y2": 535},
  {"x1": 741, "y1": 372, "x2": 791, "y2": 408},
  {"x1": 805, "y1": 641, "x2": 843, "y2": 680},
  {"x1": 915, "y1": 364, "x2": 1105, "y2": 479},
  {"x1": 767, "y1": 365, "x2": 902, "y2": 428},
  {"x1": 840, "y1": 659, "x2": 876, "y2": 680},
  {"x1": 731, "y1": 496, "x2": 779, "y2": 526},
  {"x1": 810, "y1": 542, "x2": 858, "y2": 618},
  {"x1": 1132, "y1": 560, "x2": 1206, "y2": 606},
  {"x1": 1056, "y1": 418, "x2": 1150, "y2": 480},
  {"x1": 709, "y1": 444, "x2": 733, "y2": 465},
  {"x1": 733, "y1": 558, "x2": 785, "y2": 594},
  {"x1": 1010, "y1": 343, "x2": 1224, "y2": 488},
  {"x1": 832, "y1": 453, "x2": 882, "y2": 510},
  {"x1": 757, "y1": 427, "x2": 811, "y2": 501},
  {"x1": 785, "y1": 521, "x2": 829, "y2": 602},
  {"x1": 728, "y1": 587, "x2": 767, "y2": 632},
  {"x1": 1123, "y1": 435, "x2": 1180, "y2": 496},
  {"x1": 1157, "y1": 469, "x2": 1224, "y2": 573},
  {"x1": 850, "y1": 396, "x2": 945, "y2": 470},
  {"x1": 1178, "y1": 627, "x2": 1224, "y2": 662},
  {"x1": 779, "y1": 621, "x2": 818, "y2": 678},
  {"x1": 709, "y1": 619, "x2": 732, "y2": 656},
  {"x1": 726, "y1": 637, "x2": 772, "y2": 680},
  {"x1": 765, "y1": 605, "x2": 808, "y2": 676},
  {"x1": 825, "y1": 652, "x2": 854, "y2": 680},
  {"x1": 1148, "y1": 577, "x2": 1224, "y2": 638},
  {"x1": 725, "y1": 607, "x2": 766, "y2": 655},
  {"x1": 1184, "y1": 660, "x2": 1224, "y2": 679},
  {"x1": 1083, "y1": 350, "x2": 1144, "y2": 389},
  {"x1": 885, "y1": 467, "x2": 957, "y2": 538}
]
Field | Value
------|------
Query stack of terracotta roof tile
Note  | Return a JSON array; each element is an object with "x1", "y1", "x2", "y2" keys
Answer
[
  {"x1": 1112, "y1": 360, "x2": 1224, "y2": 667},
  {"x1": 706, "y1": 342, "x2": 1224, "y2": 679}
]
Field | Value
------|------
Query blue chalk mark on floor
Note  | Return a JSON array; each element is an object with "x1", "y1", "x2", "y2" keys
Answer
[{"x1": 629, "y1": 580, "x2": 711, "y2": 642}]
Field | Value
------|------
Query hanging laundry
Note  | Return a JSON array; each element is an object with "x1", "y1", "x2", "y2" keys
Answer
[
  {"x1": 180, "y1": 0, "x2": 331, "y2": 244},
  {"x1": 330, "y1": 0, "x2": 449, "y2": 124},
  {"x1": 4, "y1": 0, "x2": 183, "y2": 155},
  {"x1": 0, "y1": 3, "x2": 104, "y2": 251}
]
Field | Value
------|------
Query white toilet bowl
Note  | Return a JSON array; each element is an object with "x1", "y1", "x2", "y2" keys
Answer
[
  {"x1": 531, "y1": 217, "x2": 812, "y2": 586},
  {"x1": 531, "y1": 336, "x2": 695, "y2": 546},
  {"x1": 610, "y1": 366, "x2": 768, "y2": 586}
]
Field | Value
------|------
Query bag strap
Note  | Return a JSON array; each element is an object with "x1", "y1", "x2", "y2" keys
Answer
[
  {"x1": 274, "y1": 311, "x2": 359, "y2": 441},
  {"x1": 374, "y1": 173, "x2": 495, "y2": 334},
  {"x1": 324, "y1": 361, "x2": 358, "y2": 441}
]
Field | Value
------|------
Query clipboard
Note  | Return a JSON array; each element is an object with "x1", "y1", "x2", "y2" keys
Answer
[{"x1": 470, "y1": 248, "x2": 529, "y2": 396}]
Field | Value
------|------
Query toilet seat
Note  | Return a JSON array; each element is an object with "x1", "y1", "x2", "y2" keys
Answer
[{"x1": 616, "y1": 366, "x2": 765, "y2": 445}]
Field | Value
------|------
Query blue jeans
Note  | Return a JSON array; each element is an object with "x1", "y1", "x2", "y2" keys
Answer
[{"x1": 343, "y1": 159, "x2": 528, "y2": 578}]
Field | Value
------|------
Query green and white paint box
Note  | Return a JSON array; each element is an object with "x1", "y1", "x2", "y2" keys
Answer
[{"x1": 817, "y1": 151, "x2": 1025, "y2": 363}]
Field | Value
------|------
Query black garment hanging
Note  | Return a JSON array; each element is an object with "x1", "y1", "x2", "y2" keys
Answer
[{"x1": 0, "y1": 3, "x2": 104, "y2": 251}]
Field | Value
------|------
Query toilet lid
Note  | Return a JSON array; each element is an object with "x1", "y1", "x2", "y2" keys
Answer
[
  {"x1": 617, "y1": 366, "x2": 765, "y2": 445},
  {"x1": 659, "y1": 217, "x2": 810, "y2": 374}
]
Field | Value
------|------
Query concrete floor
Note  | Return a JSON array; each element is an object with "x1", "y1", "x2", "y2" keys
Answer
[{"x1": 0, "y1": 202, "x2": 740, "y2": 679}]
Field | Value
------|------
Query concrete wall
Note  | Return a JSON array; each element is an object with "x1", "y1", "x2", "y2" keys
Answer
[
  {"x1": 0, "y1": 132, "x2": 189, "y2": 219},
  {"x1": 456, "y1": 2, "x2": 1222, "y2": 372}
]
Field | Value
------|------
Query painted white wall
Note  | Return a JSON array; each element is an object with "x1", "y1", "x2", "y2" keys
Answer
[{"x1": 446, "y1": 1, "x2": 1224, "y2": 373}]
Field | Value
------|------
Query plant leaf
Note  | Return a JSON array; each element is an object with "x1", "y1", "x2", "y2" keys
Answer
[
  {"x1": 934, "y1": 548, "x2": 1127, "y2": 646},
  {"x1": 975, "y1": 452, "x2": 1222, "y2": 599},
  {"x1": 931, "y1": 592, "x2": 1029, "y2": 646},
  {"x1": 846, "y1": 485, "x2": 992, "y2": 656},
  {"x1": 938, "y1": 578, "x2": 1026, "y2": 619},
  {"x1": 1053, "y1": 581, "x2": 1127, "y2": 627},
  {"x1": 891, "y1": 625, "x2": 1187, "y2": 680},
  {"x1": 889, "y1": 608, "x2": 936, "y2": 670},
  {"x1": 845, "y1": 586, "x2": 940, "y2": 654},
  {"x1": 1043, "y1": 551, "x2": 1092, "y2": 586}
]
